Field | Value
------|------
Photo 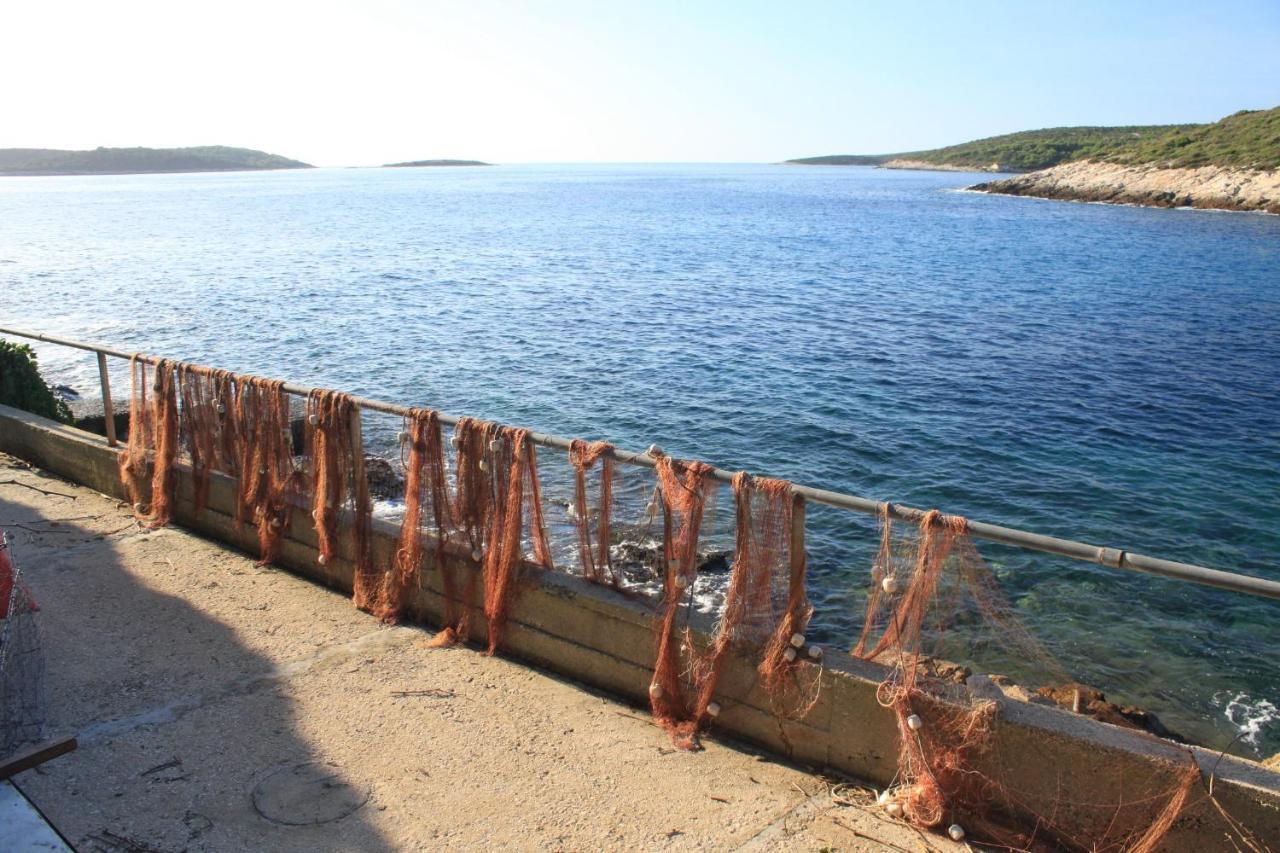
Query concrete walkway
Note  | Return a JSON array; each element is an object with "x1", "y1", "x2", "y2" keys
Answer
[{"x1": 1, "y1": 453, "x2": 962, "y2": 852}]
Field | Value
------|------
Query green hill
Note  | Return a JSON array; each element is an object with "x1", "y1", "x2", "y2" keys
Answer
[
  {"x1": 789, "y1": 125, "x2": 1196, "y2": 172},
  {"x1": 789, "y1": 108, "x2": 1280, "y2": 173},
  {"x1": 0, "y1": 146, "x2": 312, "y2": 176},
  {"x1": 1106, "y1": 108, "x2": 1280, "y2": 170}
]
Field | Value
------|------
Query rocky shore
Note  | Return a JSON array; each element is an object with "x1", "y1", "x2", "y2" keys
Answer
[
  {"x1": 971, "y1": 160, "x2": 1280, "y2": 214},
  {"x1": 883, "y1": 158, "x2": 1004, "y2": 173}
]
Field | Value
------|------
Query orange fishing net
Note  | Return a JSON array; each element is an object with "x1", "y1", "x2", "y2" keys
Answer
[
  {"x1": 568, "y1": 439, "x2": 617, "y2": 586},
  {"x1": 851, "y1": 507, "x2": 1250, "y2": 851},
  {"x1": 231, "y1": 375, "x2": 302, "y2": 565},
  {"x1": 118, "y1": 356, "x2": 179, "y2": 527},
  {"x1": 431, "y1": 416, "x2": 496, "y2": 646},
  {"x1": 725, "y1": 473, "x2": 818, "y2": 718},
  {"x1": 176, "y1": 363, "x2": 238, "y2": 514},
  {"x1": 648, "y1": 452, "x2": 718, "y2": 747},
  {"x1": 369, "y1": 408, "x2": 451, "y2": 624},
  {"x1": 648, "y1": 458, "x2": 822, "y2": 749},
  {"x1": 480, "y1": 426, "x2": 553, "y2": 654},
  {"x1": 305, "y1": 389, "x2": 374, "y2": 609}
]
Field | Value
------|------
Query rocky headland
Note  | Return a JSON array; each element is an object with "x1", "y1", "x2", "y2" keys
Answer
[
  {"x1": 971, "y1": 160, "x2": 1280, "y2": 214},
  {"x1": 882, "y1": 158, "x2": 1002, "y2": 173}
]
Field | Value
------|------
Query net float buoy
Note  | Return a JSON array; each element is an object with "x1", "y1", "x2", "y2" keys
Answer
[
  {"x1": 478, "y1": 459, "x2": 489, "y2": 472},
  {"x1": 906, "y1": 713, "x2": 923, "y2": 731},
  {"x1": 133, "y1": 502, "x2": 146, "y2": 513},
  {"x1": 807, "y1": 645, "x2": 824, "y2": 660},
  {"x1": 783, "y1": 647, "x2": 798, "y2": 662},
  {"x1": 789, "y1": 633, "x2": 806, "y2": 649},
  {"x1": 877, "y1": 790, "x2": 893, "y2": 806},
  {"x1": 317, "y1": 554, "x2": 328, "y2": 566},
  {"x1": 308, "y1": 414, "x2": 319, "y2": 426},
  {"x1": 674, "y1": 574, "x2": 688, "y2": 589},
  {"x1": 566, "y1": 503, "x2": 578, "y2": 519},
  {"x1": 885, "y1": 802, "x2": 904, "y2": 819},
  {"x1": 947, "y1": 824, "x2": 965, "y2": 842},
  {"x1": 471, "y1": 548, "x2": 483, "y2": 562},
  {"x1": 450, "y1": 435, "x2": 460, "y2": 448},
  {"x1": 881, "y1": 575, "x2": 900, "y2": 594},
  {"x1": 648, "y1": 682, "x2": 663, "y2": 699},
  {"x1": 270, "y1": 517, "x2": 282, "y2": 528},
  {"x1": 706, "y1": 701, "x2": 721, "y2": 718},
  {"x1": 646, "y1": 443, "x2": 662, "y2": 457},
  {"x1": 259, "y1": 467, "x2": 268, "y2": 475},
  {"x1": 489, "y1": 438, "x2": 501, "y2": 452},
  {"x1": 215, "y1": 403, "x2": 225, "y2": 414},
  {"x1": 397, "y1": 430, "x2": 410, "y2": 444}
]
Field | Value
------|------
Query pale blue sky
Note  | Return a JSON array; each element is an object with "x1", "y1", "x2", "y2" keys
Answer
[{"x1": 3, "y1": 0, "x2": 1277, "y2": 165}]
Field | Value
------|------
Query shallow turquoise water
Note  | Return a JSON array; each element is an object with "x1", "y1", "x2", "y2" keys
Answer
[{"x1": 2, "y1": 164, "x2": 1277, "y2": 755}]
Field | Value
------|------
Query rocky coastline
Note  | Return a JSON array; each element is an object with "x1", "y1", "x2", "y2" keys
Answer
[
  {"x1": 971, "y1": 160, "x2": 1280, "y2": 214},
  {"x1": 882, "y1": 158, "x2": 1005, "y2": 173}
]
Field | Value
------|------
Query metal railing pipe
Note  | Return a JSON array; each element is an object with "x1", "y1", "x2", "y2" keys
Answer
[{"x1": 2, "y1": 324, "x2": 1277, "y2": 602}]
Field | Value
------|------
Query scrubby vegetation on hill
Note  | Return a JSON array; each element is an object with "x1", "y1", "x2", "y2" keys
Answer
[
  {"x1": 1106, "y1": 108, "x2": 1280, "y2": 170},
  {"x1": 789, "y1": 125, "x2": 1193, "y2": 171},
  {"x1": 0, "y1": 146, "x2": 312, "y2": 175},
  {"x1": 788, "y1": 107, "x2": 1279, "y2": 173}
]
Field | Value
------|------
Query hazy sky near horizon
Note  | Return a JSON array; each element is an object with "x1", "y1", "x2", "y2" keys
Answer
[{"x1": 4, "y1": 0, "x2": 1278, "y2": 166}]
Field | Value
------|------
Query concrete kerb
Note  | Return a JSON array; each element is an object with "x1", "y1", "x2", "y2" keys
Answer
[{"x1": 1, "y1": 403, "x2": 1277, "y2": 845}]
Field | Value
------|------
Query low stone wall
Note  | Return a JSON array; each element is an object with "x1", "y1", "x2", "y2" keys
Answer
[{"x1": 2, "y1": 403, "x2": 1277, "y2": 845}]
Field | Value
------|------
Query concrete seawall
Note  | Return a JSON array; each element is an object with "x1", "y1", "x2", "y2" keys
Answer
[{"x1": 2, "y1": 403, "x2": 1277, "y2": 845}]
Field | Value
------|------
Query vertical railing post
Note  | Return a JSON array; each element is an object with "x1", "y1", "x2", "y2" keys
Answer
[
  {"x1": 97, "y1": 351, "x2": 118, "y2": 447},
  {"x1": 349, "y1": 405, "x2": 367, "y2": 495},
  {"x1": 790, "y1": 493, "x2": 807, "y2": 584}
]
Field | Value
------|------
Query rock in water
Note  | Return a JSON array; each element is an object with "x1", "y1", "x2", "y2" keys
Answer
[{"x1": 363, "y1": 455, "x2": 403, "y2": 501}]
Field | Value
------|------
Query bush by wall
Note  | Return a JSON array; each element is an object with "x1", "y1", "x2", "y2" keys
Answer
[{"x1": 0, "y1": 339, "x2": 73, "y2": 423}]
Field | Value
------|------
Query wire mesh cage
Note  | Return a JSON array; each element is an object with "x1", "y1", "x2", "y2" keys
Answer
[{"x1": 0, "y1": 532, "x2": 46, "y2": 758}]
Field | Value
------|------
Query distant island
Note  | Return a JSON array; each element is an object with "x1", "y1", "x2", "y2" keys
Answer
[
  {"x1": 790, "y1": 106, "x2": 1279, "y2": 214},
  {"x1": 384, "y1": 159, "x2": 491, "y2": 167},
  {"x1": 0, "y1": 146, "x2": 312, "y2": 176}
]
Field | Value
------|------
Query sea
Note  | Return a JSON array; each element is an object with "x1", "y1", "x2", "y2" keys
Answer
[{"x1": 1, "y1": 163, "x2": 1277, "y2": 757}]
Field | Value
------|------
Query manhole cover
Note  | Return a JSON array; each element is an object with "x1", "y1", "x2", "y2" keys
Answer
[{"x1": 251, "y1": 762, "x2": 370, "y2": 826}]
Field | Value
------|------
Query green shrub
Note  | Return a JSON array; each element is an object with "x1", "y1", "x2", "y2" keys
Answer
[{"x1": 0, "y1": 339, "x2": 74, "y2": 423}]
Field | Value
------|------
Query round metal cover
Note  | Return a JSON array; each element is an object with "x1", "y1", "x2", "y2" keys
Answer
[{"x1": 251, "y1": 762, "x2": 370, "y2": 826}]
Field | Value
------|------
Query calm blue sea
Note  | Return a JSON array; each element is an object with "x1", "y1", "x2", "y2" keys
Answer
[{"x1": 2, "y1": 164, "x2": 1277, "y2": 756}]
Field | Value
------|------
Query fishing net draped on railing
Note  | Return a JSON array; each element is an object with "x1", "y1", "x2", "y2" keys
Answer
[
  {"x1": 851, "y1": 506, "x2": 1263, "y2": 852},
  {"x1": 644, "y1": 453, "x2": 821, "y2": 749},
  {"x1": 107, "y1": 354, "x2": 1269, "y2": 851},
  {"x1": 568, "y1": 438, "x2": 617, "y2": 587}
]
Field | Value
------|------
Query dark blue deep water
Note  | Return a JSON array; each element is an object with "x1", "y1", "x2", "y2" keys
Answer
[{"x1": 2, "y1": 164, "x2": 1277, "y2": 756}]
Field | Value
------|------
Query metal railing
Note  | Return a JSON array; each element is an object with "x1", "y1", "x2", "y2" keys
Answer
[{"x1": 4, "y1": 323, "x2": 1278, "y2": 602}]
